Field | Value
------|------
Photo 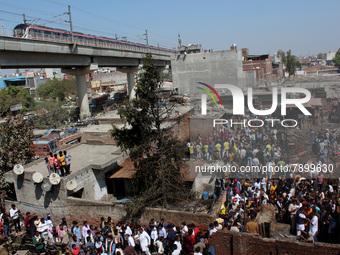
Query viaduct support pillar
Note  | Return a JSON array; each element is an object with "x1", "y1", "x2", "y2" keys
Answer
[
  {"x1": 75, "y1": 74, "x2": 90, "y2": 120},
  {"x1": 62, "y1": 65, "x2": 97, "y2": 120},
  {"x1": 117, "y1": 67, "x2": 138, "y2": 100}
]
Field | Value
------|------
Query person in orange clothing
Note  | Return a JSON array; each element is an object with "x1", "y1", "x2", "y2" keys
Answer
[
  {"x1": 270, "y1": 182, "x2": 277, "y2": 197},
  {"x1": 304, "y1": 203, "x2": 313, "y2": 229}
]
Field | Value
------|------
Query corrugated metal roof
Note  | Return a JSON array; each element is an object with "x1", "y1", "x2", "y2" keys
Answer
[
  {"x1": 3, "y1": 76, "x2": 26, "y2": 81},
  {"x1": 110, "y1": 158, "x2": 136, "y2": 179},
  {"x1": 110, "y1": 158, "x2": 197, "y2": 182}
]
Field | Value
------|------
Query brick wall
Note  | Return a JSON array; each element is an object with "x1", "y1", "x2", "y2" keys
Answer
[
  {"x1": 82, "y1": 132, "x2": 115, "y2": 145},
  {"x1": 59, "y1": 133, "x2": 82, "y2": 150},
  {"x1": 209, "y1": 230, "x2": 340, "y2": 255},
  {"x1": 170, "y1": 111, "x2": 190, "y2": 143}
]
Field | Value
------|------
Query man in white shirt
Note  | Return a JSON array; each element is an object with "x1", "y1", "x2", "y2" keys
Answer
[
  {"x1": 288, "y1": 200, "x2": 300, "y2": 235},
  {"x1": 125, "y1": 233, "x2": 135, "y2": 247},
  {"x1": 9, "y1": 204, "x2": 22, "y2": 235},
  {"x1": 155, "y1": 238, "x2": 165, "y2": 254},
  {"x1": 181, "y1": 222, "x2": 188, "y2": 234},
  {"x1": 85, "y1": 229, "x2": 94, "y2": 243},
  {"x1": 310, "y1": 210, "x2": 319, "y2": 242},
  {"x1": 82, "y1": 221, "x2": 90, "y2": 239},
  {"x1": 296, "y1": 207, "x2": 308, "y2": 236},
  {"x1": 138, "y1": 227, "x2": 151, "y2": 255},
  {"x1": 38, "y1": 218, "x2": 50, "y2": 245},
  {"x1": 173, "y1": 236, "x2": 182, "y2": 254},
  {"x1": 254, "y1": 180, "x2": 261, "y2": 190},
  {"x1": 124, "y1": 223, "x2": 133, "y2": 236},
  {"x1": 150, "y1": 226, "x2": 158, "y2": 244},
  {"x1": 158, "y1": 224, "x2": 167, "y2": 239}
]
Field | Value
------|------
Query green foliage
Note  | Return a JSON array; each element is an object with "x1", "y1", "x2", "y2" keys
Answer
[
  {"x1": 317, "y1": 53, "x2": 324, "y2": 59},
  {"x1": 286, "y1": 50, "x2": 301, "y2": 76},
  {"x1": 162, "y1": 69, "x2": 172, "y2": 80},
  {"x1": 0, "y1": 86, "x2": 35, "y2": 116},
  {"x1": 333, "y1": 49, "x2": 340, "y2": 68},
  {"x1": 0, "y1": 116, "x2": 34, "y2": 189},
  {"x1": 277, "y1": 50, "x2": 287, "y2": 65},
  {"x1": 37, "y1": 78, "x2": 77, "y2": 101},
  {"x1": 30, "y1": 101, "x2": 72, "y2": 129},
  {"x1": 277, "y1": 49, "x2": 301, "y2": 76},
  {"x1": 111, "y1": 54, "x2": 186, "y2": 218}
]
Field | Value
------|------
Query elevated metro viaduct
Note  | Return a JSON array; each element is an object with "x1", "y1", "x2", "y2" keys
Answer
[{"x1": 0, "y1": 36, "x2": 173, "y2": 119}]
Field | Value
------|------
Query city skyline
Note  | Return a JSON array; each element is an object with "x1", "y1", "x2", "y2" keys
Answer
[{"x1": 0, "y1": 0, "x2": 339, "y2": 57}]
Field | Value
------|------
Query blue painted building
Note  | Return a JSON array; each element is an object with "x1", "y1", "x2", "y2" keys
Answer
[{"x1": 0, "y1": 76, "x2": 27, "y2": 90}]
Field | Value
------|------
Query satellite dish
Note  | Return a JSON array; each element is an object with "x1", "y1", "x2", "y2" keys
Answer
[
  {"x1": 49, "y1": 173, "x2": 61, "y2": 185},
  {"x1": 13, "y1": 164, "x2": 24, "y2": 175},
  {"x1": 41, "y1": 182, "x2": 52, "y2": 192},
  {"x1": 66, "y1": 180, "x2": 77, "y2": 191},
  {"x1": 32, "y1": 172, "x2": 43, "y2": 183}
]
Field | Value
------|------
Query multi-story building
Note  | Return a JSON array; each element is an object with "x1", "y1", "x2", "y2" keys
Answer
[
  {"x1": 171, "y1": 44, "x2": 257, "y2": 95},
  {"x1": 242, "y1": 48, "x2": 284, "y2": 86},
  {"x1": 23, "y1": 70, "x2": 48, "y2": 96}
]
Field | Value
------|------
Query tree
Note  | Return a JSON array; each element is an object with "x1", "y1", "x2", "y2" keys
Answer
[
  {"x1": 286, "y1": 50, "x2": 301, "y2": 76},
  {"x1": 111, "y1": 54, "x2": 187, "y2": 218},
  {"x1": 37, "y1": 78, "x2": 77, "y2": 100},
  {"x1": 0, "y1": 116, "x2": 34, "y2": 189},
  {"x1": 162, "y1": 69, "x2": 172, "y2": 80},
  {"x1": 333, "y1": 48, "x2": 340, "y2": 68},
  {"x1": 277, "y1": 49, "x2": 301, "y2": 76},
  {"x1": 317, "y1": 53, "x2": 324, "y2": 59},
  {"x1": 31, "y1": 101, "x2": 72, "y2": 129},
  {"x1": 277, "y1": 50, "x2": 287, "y2": 65},
  {"x1": 0, "y1": 86, "x2": 35, "y2": 116}
]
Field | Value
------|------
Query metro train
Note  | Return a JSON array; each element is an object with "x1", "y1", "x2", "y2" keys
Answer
[{"x1": 13, "y1": 23, "x2": 175, "y2": 54}]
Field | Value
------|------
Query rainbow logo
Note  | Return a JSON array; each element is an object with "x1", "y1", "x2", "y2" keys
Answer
[{"x1": 196, "y1": 82, "x2": 223, "y2": 106}]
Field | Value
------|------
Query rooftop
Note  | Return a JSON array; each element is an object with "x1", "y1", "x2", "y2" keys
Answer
[
  {"x1": 79, "y1": 124, "x2": 113, "y2": 133},
  {"x1": 17, "y1": 143, "x2": 121, "y2": 178}
]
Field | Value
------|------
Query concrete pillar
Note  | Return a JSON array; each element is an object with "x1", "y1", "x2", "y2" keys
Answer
[
  {"x1": 127, "y1": 72, "x2": 136, "y2": 99},
  {"x1": 62, "y1": 64, "x2": 97, "y2": 120},
  {"x1": 75, "y1": 74, "x2": 90, "y2": 120},
  {"x1": 117, "y1": 67, "x2": 138, "y2": 100}
]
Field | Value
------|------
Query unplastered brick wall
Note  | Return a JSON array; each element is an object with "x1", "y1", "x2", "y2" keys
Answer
[
  {"x1": 209, "y1": 230, "x2": 340, "y2": 255},
  {"x1": 82, "y1": 132, "x2": 115, "y2": 145}
]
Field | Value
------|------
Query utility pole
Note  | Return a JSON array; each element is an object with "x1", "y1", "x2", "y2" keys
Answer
[
  {"x1": 1, "y1": 19, "x2": 4, "y2": 35},
  {"x1": 23, "y1": 14, "x2": 27, "y2": 24},
  {"x1": 67, "y1": 5, "x2": 74, "y2": 43},
  {"x1": 144, "y1": 29, "x2": 149, "y2": 51}
]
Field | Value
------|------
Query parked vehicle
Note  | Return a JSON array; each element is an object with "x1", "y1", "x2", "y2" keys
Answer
[
  {"x1": 112, "y1": 91, "x2": 128, "y2": 104},
  {"x1": 89, "y1": 94, "x2": 109, "y2": 110}
]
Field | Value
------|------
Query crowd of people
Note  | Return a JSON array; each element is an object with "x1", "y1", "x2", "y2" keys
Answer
[
  {"x1": 187, "y1": 113, "x2": 338, "y2": 177},
  {"x1": 44, "y1": 151, "x2": 72, "y2": 177},
  {"x1": 216, "y1": 176, "x2": 340, "y2": 244},
  {"x1": 186, "y1": 109, "x2": 339, "y2": 244},
  {"x1": 0, "y1": 206, "x2": 218, "y2": 255}
]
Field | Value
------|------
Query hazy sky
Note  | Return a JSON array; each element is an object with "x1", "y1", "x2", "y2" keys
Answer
[{"x1": 0, "y1": 0, "x2": 339, "y2": 56}]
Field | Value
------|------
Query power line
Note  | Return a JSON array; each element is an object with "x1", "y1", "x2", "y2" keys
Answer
[
  {"x1": 0, "y1": 1, "x2": 60, "y2": 18},
  {"x1": 0, "y1": 18, "x2": 20, "y2": 24},
  {"x1": 0, "y1": 3, "x2": 175, "y2": 49},
  {"x1": 42, "y1": 1, "x2": 175, "y2": 46},
  {"x1": 0, "y1": 10, "x2": 22, "y2": 17},
  {"x1": 0, "y1": 7, "x2": 140, "y2": 42}
]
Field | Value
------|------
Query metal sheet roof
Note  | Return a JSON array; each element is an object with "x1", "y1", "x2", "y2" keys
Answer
[
  {"x1": 110, "y1": 158, "x2": 136, "y2": 179},
  {"x1": 110, "y1": 158, "x2": 197, "y2": 182}
]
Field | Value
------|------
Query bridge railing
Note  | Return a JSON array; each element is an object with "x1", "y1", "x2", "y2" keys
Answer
[{"x1": 0, "y1": 28, "x2": 13, "y2": 37}]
